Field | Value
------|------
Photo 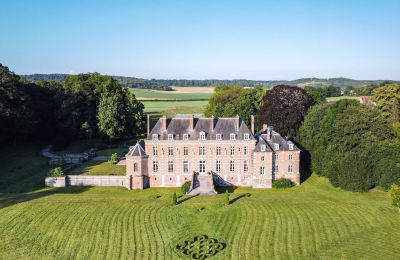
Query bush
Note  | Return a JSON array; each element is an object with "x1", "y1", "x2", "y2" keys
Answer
[
  {"x1": 224, "y1": 190, "x2": 230, "y2": 206},
  {"x1": 172, "y1": 192, "x2": 178, "y2": 205},
  {"x1": 389, "y1": 184, "x2": 400, "y2": 213},
  {"x1": 110, "y1": 153, "x2": 119, "y2": 165},
  {"x1": 272, "y1": 178, "x2": 293, "y2": 189},
  {"x1": 48, "y1": 167, "x2": 64, "y2": 177},
  {"x1": 181, "y1": 181, "x2": 191, "y2": 194}
]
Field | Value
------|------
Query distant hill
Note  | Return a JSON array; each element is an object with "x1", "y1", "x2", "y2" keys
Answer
[{"x1": 22, "y1": 74, "x2": 398, "y2": 89}]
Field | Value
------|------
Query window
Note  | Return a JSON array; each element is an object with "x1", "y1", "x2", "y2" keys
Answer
[
  {"x1": 168, "y1": 160, "x2": 173, "y2": 173},
  {"x1": 244, "y1": 160, "x2": 249, "y2": 172},
  {"x1": 152, "y1": 134, "x2": 158, "y2": 140},
  {"x1": 168, "y1": 134, "x2": 173, "y2": 140},
  {"x1": 183, "y1": 160, "x2": 189, "y2": 173},
  {"x1": 230, "y1": 160, "x2": 235, "y2": 172},
  {"x1": 168, "y1": 145, "x2": 173, "y2": 156},
  {"x1": 260, "y1": 166, "x2": 265, "y2": 175},
  {"x1": 261, "y1": 156, "x2": 265, "y2": 161},
  {"x1": 216, "y1": 145, "x2": 221, "y2": 156},
  {"x1": 184, "y1": 145, "x2": 188, "y2": 156},
  {"x1": 216, "y1": 134, "x2": 222, "y2": 140},
  {"x1": 199, "y1": 160, "x2": 206, "y2": 173},
  {"x1": 288, "y1": 164, "x2": 293, "y2": 173},
  {"x1": 153, "y1": 161, "x2": 158, "y2": 173},
  {"x1": 261, "y1": 145, "x2": 266, "y2": 152},
  {"x1": 273, "y1": 154, "x2": 279, "y2": 160},
  {"x1": 133, "y1": 163, "x2": 137, "y2": 172},
  {"x1": 152, "y1": 146, "x2": 158, "y2": 156},
  {"x1": 244, "y1": 133, "x2": 249, "y2": 140},
  {"x1": 183, "y1": 134, "x2": 189, "y2": 140},
  {"x1": 199, "y1": 145, "x2": 206, "y2": 156},
  {"x1": 244, "y1": 145, "x2": 249, "y2": 155},
  {"x1": 200, "y1": 132, "x2": 206, "y2": 140},
  {"x1": 288, "y1": 143, "x2": 294, "y2": 150},
  {"x1": 274, "y1": 165, "x2": 279, "y2": 173},
  {"x1": 289, "y1": 154, "x2": 293, "y2": 160},
  {"x1": 230, "y1": 145, "x2": 235, "y2": 156},
  {"x1": 230, "y1": 133, "x2": 236, "y2": 140},
  {"x1": 216, "y1": 160, "x2": 221, "y2": 173},
  {"x1": 274, "y1": 143, "x2": 280, "y2": 150}
]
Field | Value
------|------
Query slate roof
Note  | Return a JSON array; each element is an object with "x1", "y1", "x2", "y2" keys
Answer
[
  {"x1": 255, "y1": 130, "x2": 300, "y2": 152},
  {"x1": 126, "y1": 140, "x2": 146, "y2": 157},
  {"x1": 147, "y1": 115, "x2": 255, "y2": 141}
]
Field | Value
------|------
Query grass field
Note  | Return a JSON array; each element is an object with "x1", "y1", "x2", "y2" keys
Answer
[
  {"x1": 326, "y1": 96, "x2": 361, "y2": 102},
  {"x1": 1, "y1": 174, "x2": 400, "y2": 259},
  {"x1": 131, "y1": 88, "x2": 213, "y2": 101},
  {"x1": 67, "y1": 161, "x2": 126, "y2": 175},
  {"x1": 143, "y1": 100, "x2": 208, "y2": 117}
]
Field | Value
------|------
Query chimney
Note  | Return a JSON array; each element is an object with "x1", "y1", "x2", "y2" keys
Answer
[
  {"x1": 267, "y1": 126, "x2": 273, "y2": 141},
  {"x1": 250, "y1": 115, "x2": 254, "y2": 135},
  {"x1": 211, "y1": 115, "x2": 214, "y2": 132},
  {"x1": 189, "y1": 114, "x2": 194, "y2": 131},
  {"x1": 235, "y1": 115, "x2": 240, "y2": 131},
  {"x1": 147, "y1": 114, "x2": 150, "y2": 136},
  {"x1": 162, "y1": 114, "x2": 167, "y2": 132}
]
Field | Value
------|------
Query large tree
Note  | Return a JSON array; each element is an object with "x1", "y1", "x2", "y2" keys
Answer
[
  {"x1": 257, "y1": 85, "x2": 314, "y2": 137},
  {"x1": 371, "y1": 83, "x2": 400, "y2": 122}
]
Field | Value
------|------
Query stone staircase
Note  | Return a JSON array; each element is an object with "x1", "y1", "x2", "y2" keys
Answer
[{"x1": 188, "y1": 173, "x2": 217, "y2": 195}]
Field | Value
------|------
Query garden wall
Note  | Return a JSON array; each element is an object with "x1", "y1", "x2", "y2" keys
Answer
[{"x1": 45, "y1": 176, "x2": 126, "y2": 187}]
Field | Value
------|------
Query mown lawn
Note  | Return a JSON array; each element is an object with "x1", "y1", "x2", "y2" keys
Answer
[
  {"x1": 67, "y1": 161, "x2": 126, "y2": 175},
  {"x1": 1, "y1": 175, "x2": 399, "y2": 259}
]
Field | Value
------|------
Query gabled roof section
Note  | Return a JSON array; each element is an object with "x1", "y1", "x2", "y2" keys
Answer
[
  {"x1": 126, "y1": 140, "x2": 146, "y2": 157},
  {"x1": 258, "y1": 129, "x2": 300, "y2": 152}
]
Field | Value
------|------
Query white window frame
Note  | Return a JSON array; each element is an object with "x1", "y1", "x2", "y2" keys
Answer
[
  {"x1": 274, "y1": 143, "x2": 280, "y2": 150},
  {"x1": 260, "y1": 166, "x2": 265, "y2": 175},
  {"x1": 168, "y1": 160, "x2": 174, "y2": 173},
  {"x1": 183, "y1": 134, "x2": 189, "y2": 140},
  {"x1": 244, "y1": 133, "x2": 249, "y2": 140},
  {"x1": 152, "y1": 134, "x2": 158, "y2": 140},
  {"x1": 216, "y1": 160, "x2": 221, "y2": 173},
  {"x1": 168, "y1": 145, "x2": 173, "y2": 156},
  {"x1": 261, "y1": 145, "x2": 266, "y2": 152},
  {"x1": 244, "y1": 145, "x2": 249, "y2": 155},
  {"x1": 216, "y1": 134, "x2": 222, "y2": 140},
  {"x1": 288, "y1": 164, "x2": 293, "y2": 174},
  {"x1": 199, "y1": 145, "x2": 206, "y2": 156},
  {"x1": 153, "y1": 161, "x2": 158, "y2": 173},
  {"x1": 200, "y1": 132, "x2": 206, "y2": 140},
  {"x1": 274, "y1": 165, "x2": 279, "y2": 173},
  {"x1": 230, "y1": 133, "x2": 236, "y2": 140},
  {"x1": 230, "y1": 160, "x2": 235, "y2": 172},
  {"x1": 199, "y1": 160, "x2": 206, "y2": 173},
  {"x1": 289, "y1": 143, "x2": 294, "y2": 150},
  {"x1": 183, "y1": 145, "x2": 188, "y2": 156},
  {"x1": 168, "y1": 134, "x2": 173, "y2": 140},
  {"x1": 261, "y1": 156, "x2": 265, "y2": 161},
  {"x1": 216, "y1": 145, "x2": 221, "y2": 156},
  {"x1": 244, "y1": 160, "x2": 249, "y2": 172},
  {"x1": 230, "y1": 145, "x2": 235, "y2": 156},
  {"x1": 152, "y1": 146, "x2": 158, "y2": 156},
  {"x1": 289, "y1": 154, "x2": 293, "y2": 160},
  {"x1": 183, "y1": 160, "x2": 189, "y2": 173},
  {"x1": 273, "y1": 154, "x2": 279, "y2": 160}
]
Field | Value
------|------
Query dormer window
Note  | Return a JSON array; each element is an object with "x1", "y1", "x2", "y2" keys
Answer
[
  {"x1": 261, "y1": 144, "x2": 266, "y2": 151},
  {"x1": 230, "y1": 133, "x2": 236, "y2": 140},
  {"x1": 168, "y1": 134, "x2": 173, "y2": 141},
  {"x1": 152, "y1": 134, "x2": 158, "y2": 140},
  {"x1": 216, "y1": 134, "x2": 222, "y2": 140},
  {"x1": 183, "y1": 134, "x2": 189, "y2": 141},
  {"x1": 288, "y1": 143, "x2": 294, "y2": 150},
  {"x1": 274, "y1": 143, "x2": 280, "y2": 150},
  {"x1": 200, "y1": 132, "x2": 206, "y2": 140},
  {"x1": 244, "y1": 133, "x2": 249, "y2": 140}
]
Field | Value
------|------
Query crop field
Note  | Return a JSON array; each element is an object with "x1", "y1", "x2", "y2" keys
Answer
[
  {"x1": 1, "y1": 173, "x2": 400, "y2": 259},
  {"x1": 131, "y1": 87, "x2": 213, "y2": 101}
]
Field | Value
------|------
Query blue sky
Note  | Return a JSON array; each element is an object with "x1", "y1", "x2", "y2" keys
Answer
[{"x1": 1, "y1": 0, "x2": 399, "y2": 80}]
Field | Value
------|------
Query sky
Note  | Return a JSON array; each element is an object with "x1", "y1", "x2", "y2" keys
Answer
[{"x1": 1, "y1": 0, "x2": 400, "y2": 80}]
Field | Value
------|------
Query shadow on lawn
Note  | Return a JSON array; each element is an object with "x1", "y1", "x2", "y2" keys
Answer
[
  {"x1": 178, "y1": 194, "x2": 199, "y2": 204},
  {"x1": 0, "y1": 186, "x2": 91, "y2": 210},
  {"x1": 229, "y1": 193, "x2": 251, "y2": 205}
]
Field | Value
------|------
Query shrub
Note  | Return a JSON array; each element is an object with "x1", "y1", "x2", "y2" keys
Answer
[
  {"x1": 110, "y1": 153, "x2": 119, "y2": 165},
  {"x1": 172, "y1": 192, "x2": 178, "y2": 205},
  {"x1": 224, "y1": 190, "x2": 230, "y2": 206},
  {"x1": 181, "y1": 181, "x2": 191, "y2": 194},
  {"x1": 272, "y1": 178, "x2": 293, "y2": 189},
  {"x1": 389, "y1": 184, "x2": 400, "y2": 213},
  {"x1": 48, "y1": 167, "x2": 64, "y2": 177}
]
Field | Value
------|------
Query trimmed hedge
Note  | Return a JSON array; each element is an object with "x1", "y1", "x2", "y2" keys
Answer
[
  {"x1": 272, "y1": 178, "x2": 293, "y2": 189},
  {"x1": 181, "y1": 181, "x2": 191, "y2": 194}
]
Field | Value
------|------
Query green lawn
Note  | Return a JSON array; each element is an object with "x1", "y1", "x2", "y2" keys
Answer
[
  {"x1": 67, "y1": 161, "x2": 126, "y2": 175},
  {"x1": 1, "y1": 174, "x2": 400, "y2": 259},
  {"x1": 131, "y1": 88, "x2": 212, "y2": 100},
  {"x1": 143, "y1": 100, "x2": 208, "y2": 117}
]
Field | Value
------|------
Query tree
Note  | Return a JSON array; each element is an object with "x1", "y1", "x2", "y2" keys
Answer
[
  {"x1": 224, "y1": 190, "x2": 230, "y2": 206},
  {"x1": 304, "y1": 86, "x2": 326, "y2": 104},
  {"x1": 172, "y1": 192, "x2": 178, "y2": 205},
  {"x1": 48, "y1": 167, "x2": 64, "y2": 177},
  {"x1": 371, "y1": 83, "x2": 400, "y2": 122},
  {"x1": 389, "y1": 184, "x2": 400, "y2": 213},
  {"x1": 257, "y1": 85, "x2": 314, "y2": 137},
  {"x1": 204, "y1": 86, "x2": 265, "y2": 126},
  {"x1": 110, "y1": 153, "x2": 119, "y2": 165}
]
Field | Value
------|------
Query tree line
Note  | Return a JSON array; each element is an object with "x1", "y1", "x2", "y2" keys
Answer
[{"x1": 0, "y1": 64, "x2": 144, "y2": 148}]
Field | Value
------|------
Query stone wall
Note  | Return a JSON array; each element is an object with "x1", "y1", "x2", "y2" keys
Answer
[{"x1": 45, "y1": 175, "x2": 126, "y2": 187}]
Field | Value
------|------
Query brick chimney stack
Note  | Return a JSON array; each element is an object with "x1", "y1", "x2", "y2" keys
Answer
[
  {"x1": 235, "y1": 115, "x2": 240, "y2": 131},
  {"x1": 211, "y1": 115, "x2": 214, "y2": 132},
  {"x1": 147, "y1": 114, "x2": 150, "y2": 137},
  {"x1": 250, "y1": 115, "x2": 254, "y2": 135},
  {"x1": 162, "y1": 115, "x2": 167, "y2": 132},
  {"x1": 189, "y1": 114, "x2": 194, "y2": 131}
]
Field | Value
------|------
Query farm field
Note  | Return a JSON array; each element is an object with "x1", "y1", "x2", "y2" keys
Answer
[
  {"x1": 1, "y1": 174, "x2": 400, "y2": 259},
  {"x1": 131, "y1": 87, "x2": 213, "y2": 100},
  {"x1": 143, "y1": 100, "x2": 208, "y2": 117},
  {"x1": 326, "y1": 96, "x2": 361, "y2": 102}
]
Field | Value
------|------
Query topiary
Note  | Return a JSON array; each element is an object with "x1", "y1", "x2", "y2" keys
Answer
[
  {"x1": 181, "y1": 181, "x2": 191, "y2": 194},
  {"x1": 48, "y1": 167, "x2": 64, "y2": 177},
  {"x1": 224, "y1": 190, "x2": 230, "y2": 205},
  {"x1": 109, "y1": 153, "x2": 119, "y2": 165},
  {"x1": 172, "y1": 192, "x2": 178, "y2": 205},
  {"x1": 272, "y1": 178, "x2": 293, "y2": 189}
]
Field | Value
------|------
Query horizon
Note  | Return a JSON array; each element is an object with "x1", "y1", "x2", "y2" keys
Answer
[{"x1": 1, "y1": 0, "x2": 400, "y2": 80}]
